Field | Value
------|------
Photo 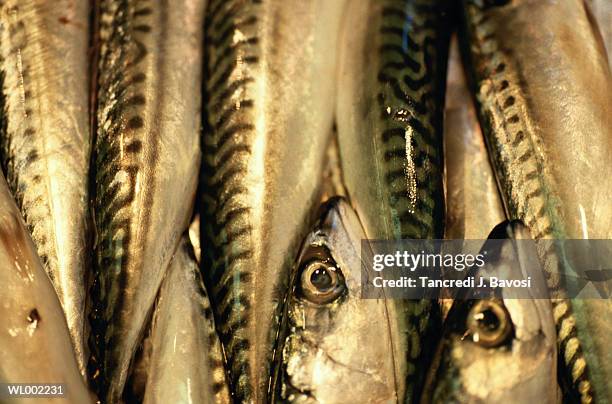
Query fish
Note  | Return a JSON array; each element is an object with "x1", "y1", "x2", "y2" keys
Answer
[
  {"x1": 274, "y1": 197, "x2": 402, "y2": 403},
  {"x1": 460, "y1": 0, "x2": 612, "y2": 401},
  {"x1": 422, "y1": 221, "x2": 560, "y2": 403},
  {"x1": 0, "y1": 0, "x2": 92, "y2": 375},
  {"x1": 0, "y1": 172, "x2": 94, "y2": 404},
  {"x1": 201, "y1": 0, "x2": 346, "y2": 401},
  {"x1": 89, "y1": 0, "x2": 204, "y2": 401},
  {"x1": 441, "y1": 34, "x2": 506, "y2": 318},
  {"x1": 143, "y1": 237, "x2": 230, "y2": 404},
  {"x1": 335, "y1": 0, "x2": 451, "y2": 399}
]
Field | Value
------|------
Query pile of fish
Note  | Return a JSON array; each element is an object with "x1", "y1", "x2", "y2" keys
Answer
[{"x1": 0, "y1": 0, "x2": 609, "y2": 403}]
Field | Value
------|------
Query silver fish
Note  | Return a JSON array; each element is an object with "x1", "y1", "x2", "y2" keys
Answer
[
  {"x1": 276, "y1": 197, "x2": 401, "y2": 403},
  {"x1": 461, "y1": 0, "x2": 612, "y2": 401},
  {"x1": 201, "y1": 1, "x2": 346, "y2": 401},
  {"x1": 441, "y1": 34, "x2": 506, "y2": 318},
  {"x1": 0, "y1": 173, "x2": 93, "y2": 404},
  {"x1": 423, "y1": 221, "x2": 559, "y2": 403},
  {"x1": 443, "y1": 35, "x2": 505, "y2": 241},
  {"x1": 143, "y1": 238, "x2": 230, "y2": 404},
  {"x1": 336, "y1": 0, "x2": 450, "y2": 399},
  {"x1": 0, "y1": 0, "x2": 91, "y2": 374},
  {"x1": 89, "y1": 0, "x2": 204, "y2": 401}
]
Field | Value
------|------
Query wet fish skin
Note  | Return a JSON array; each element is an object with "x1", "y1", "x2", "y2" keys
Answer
[
  {"x1": 336, "y1": 0, "x2": 450, "y2": 400},
  {"x1": 276, "y1": 198, "x2": 400, "y2": 403},
  {"x1": 460, "y1": 0, "x2": 612, "y2": 402},
  {"x1": 423, "y1": 221, "x2": 559, "y2": 403},
  {"x1": 143, "y1": 237, "x2": 230, "y2": 404},
  {"x1": 201, "y1": 1, "x2": 346, "y2": 401},
  {"x1": 443, "y1": 35, "x2": 505, "y2": 241},
  {"x1": 89, "y1": 0, "x2": 204, "y2": 401},
  {"x1": 0, "y1": 173, "x2": 93, "y2": 404},
  {"x1": 0, "y1": 0, "x2": 91, "y2": 375},
  {"x1": 441, "y1": 35, "x2": 506, "y2": 318}
]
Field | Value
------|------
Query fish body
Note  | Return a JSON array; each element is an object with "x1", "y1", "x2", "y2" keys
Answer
[
  {"x1": 201, "y1": 1, "x2": 346, "y2": 401},
  {"x1": 423, "y1": 221, "x2": 559, "y2": 403},
  {"x1": 460, "y1": 0, "x2": 612, "y2": 401},
  {"x1": 336, "y1": 0, "x2": 450, "y2": 399},
  {"x1": 0, "y1": 0, "x2": 91, "y2": 374},
  {"x1": 0, "y1": 173, "x2": 93, "y2": 404},
  {"x1": 90, "y1": 0, "x2": 204, "y2": 401},
  {"x1": 143, "y1": 238, "x2": 230, "y2": 404},
  {"x1": 276, "y1": 198, "x2": 401, "y2": 403},
  {"x1": 444, "y1": 35, "x2": 505, "y2": 241}
]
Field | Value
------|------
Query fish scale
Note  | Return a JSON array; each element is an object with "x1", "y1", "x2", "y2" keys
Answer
[
  {"x1": 201, "y1": 0, "x2": 346, "y2": 401},
  {"x1": 336, "y1": 0, "x2": 449, "y2": 401},
  {"x1": 0, "y1": 0, "x2": 91, "y2": 376},
  {"x1": 89, "y1": 0, "x2": 203, "y2": 401},
  {"x1": 460, "y1": 0, "x2": 612, "y2": 402}
]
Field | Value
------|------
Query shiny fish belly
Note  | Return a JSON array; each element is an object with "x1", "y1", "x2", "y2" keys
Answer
[
  {"x1": 0, "y1": 0, "x2": 91, "y2": 375},
  {"x1": 461, "y1": 0, "x2": 612, "y2": 402},
  {"x1": 89, "y1": 0, "x2": 203, "y2": 401},
  {"x1": 443, "y1": 35, "x2": 505, "y2": 241},
  {"x1": 143, "y1": 238, "x2": 230, "y2": 404},
  {"x1": 336, "y1": 0, "x2": 450, "y2": 400},
  {"x1": 0, "y1": 173, "x2": 93, "y2": 404},
  {"x1": 201, "y1": 0, "x2": 345, "y2": 402}
]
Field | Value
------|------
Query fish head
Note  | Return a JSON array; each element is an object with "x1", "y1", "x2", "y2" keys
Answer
[
  {"x1": 278, "y1": 197, "x2": 398, "y2": 403},
  {"x1": 424, "y1": 221, "x2": 558, "y2": 403}
]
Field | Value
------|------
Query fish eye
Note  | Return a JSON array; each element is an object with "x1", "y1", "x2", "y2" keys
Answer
[
  {"x1": 297, "y1": 246, "x2": 345, "y2": 304},
  {"x1": 466, "y1": 300, "x2": 513, "y2": 348}
]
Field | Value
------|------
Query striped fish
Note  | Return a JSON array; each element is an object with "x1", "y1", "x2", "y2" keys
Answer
[
  {"x1": 89, "y1": 0, "x2": 204, "y2": 401},
  {"x1": 143, "y1": 237, "x2": 230, "y2": 404},
  {"x1": 0, "y1": 0, "x2": 91, "y2": 375},
  {"x1": 201, "y1": 0, "x2": 346, "y2": 401},
  {"x1": 336, "y1": 0, "x2": 450, "y2": 400},
  {"x1": 0, "y1": 172, "x2": 93, "y2": 404},
  {"x1": 460, "y1": 0, "x2": 612, "y2": 402}
]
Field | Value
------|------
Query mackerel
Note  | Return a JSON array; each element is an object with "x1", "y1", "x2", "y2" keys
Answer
[
  {"x1": 460, "y1": 0, "x2": 612, "y2": 401},
  {"x1": 201, "y1": 1, "x2": 346, "y2": 401},
  {"x1": 275, "y1": 198, "x2": 401, "y2": 403},
  {"x1": 336, "y1": 0, "x2": 450, "y2": 400},
  {"x1": 423, "y1": 221, "x2": 559, "y2": 403},
  {"x1": 0, "y1": 173, "x2": 93, "y2": 404},
  {"x1": 143, "y1": 237, "x2": 230, "y2": 404},
  {"x1": 0, "y1": 0, "x2": 91, "y2": 374},
  {"x1": 89, "y1": 0, "x2": 204, "y2": 401}
]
